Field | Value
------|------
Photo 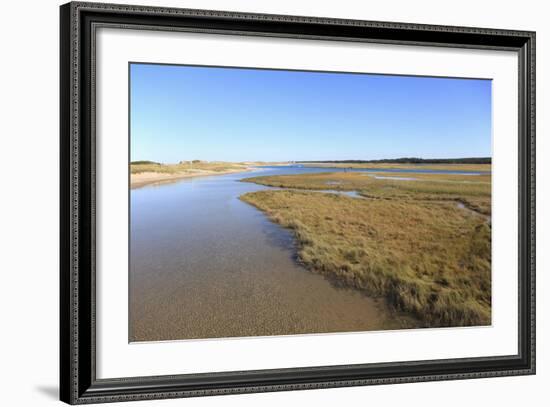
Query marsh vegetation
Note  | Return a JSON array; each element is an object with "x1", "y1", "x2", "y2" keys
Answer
[
  {"x1": 241, "y1": 167, "x2": 491, "y2": 327},
  {"x1": 243, "y1": 170, "x2": 491, "y2": 216}
]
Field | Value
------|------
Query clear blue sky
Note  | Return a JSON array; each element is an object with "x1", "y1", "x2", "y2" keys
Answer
[{"x1": 130, "y1": 63, "x2": 491, "y2": 163}]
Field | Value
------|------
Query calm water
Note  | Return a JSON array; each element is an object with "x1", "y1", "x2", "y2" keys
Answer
[{"x1": 129, "y1": 166, "x2": 478, "y2": 341}]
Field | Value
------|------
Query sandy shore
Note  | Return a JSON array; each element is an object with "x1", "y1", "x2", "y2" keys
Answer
[{"x1": 131, "y1": 168, "x2": 254, "y2": 189}]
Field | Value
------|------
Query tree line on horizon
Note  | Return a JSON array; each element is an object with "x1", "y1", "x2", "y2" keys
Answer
[{"x1": 297, "y1": 157, "x2": 491, "y2": 164}]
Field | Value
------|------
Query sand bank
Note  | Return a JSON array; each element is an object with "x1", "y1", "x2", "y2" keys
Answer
[{"x1": 131, "y1": 168, "x2": 253, "y2": 189}]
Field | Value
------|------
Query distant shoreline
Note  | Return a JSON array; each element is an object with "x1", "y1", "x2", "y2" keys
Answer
[
  {"x1": 300, "y1": 162, "x2": 491, "y2": 172},
  {"x1": 130, "y1": 162, "x2": 492, "y2": 188},
  {"x1": 298, "y1": 157, "x2": 491, "y2": 165},
  {"x1": 131, "y1": 167, "x2": 254, "y2": 189}
]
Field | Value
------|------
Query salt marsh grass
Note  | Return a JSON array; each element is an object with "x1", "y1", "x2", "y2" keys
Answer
[{"x1": 241, "y1": 169, "x2": 491, "y2": 327}]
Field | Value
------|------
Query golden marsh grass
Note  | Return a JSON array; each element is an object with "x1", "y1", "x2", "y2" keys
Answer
[
  {"x1": 243, "y1": 171, "x2": 491, "y2": 216},
  {"x1": 240, "y1": 170, "x2": 491, "y2": 327}
]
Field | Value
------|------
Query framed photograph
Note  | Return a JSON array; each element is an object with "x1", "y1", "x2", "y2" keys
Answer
[{"x1": 60, "y1": 1, "x2": 536, "y2": 404}]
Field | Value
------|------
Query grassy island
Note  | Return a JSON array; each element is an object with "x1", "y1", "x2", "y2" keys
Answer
[
  {"x1": 243, "y1": 170, "x2": 491, "y2": 216},
  {"x1": 240, "y1": 169, "x2": 491, "y2": 327}
]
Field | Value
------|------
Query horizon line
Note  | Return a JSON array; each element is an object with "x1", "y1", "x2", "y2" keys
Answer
[{"x1": 131, "y1": 156, "x2": 492, "y2": 164}]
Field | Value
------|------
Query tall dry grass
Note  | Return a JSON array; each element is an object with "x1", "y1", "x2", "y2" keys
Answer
[
  {"x1": 241, "y1": 190, "x2": 491, "y2": 327},
  {"x1": 243, "y1": 171, "x2": 491, "y2": 216},
  {"x1": 241, "y1": 169, "x2": 492, "y2": 327}
]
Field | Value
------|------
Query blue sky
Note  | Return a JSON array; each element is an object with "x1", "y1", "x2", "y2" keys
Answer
[{"x1": 130, "y1": 63, "x2": 492, "y2": 163}]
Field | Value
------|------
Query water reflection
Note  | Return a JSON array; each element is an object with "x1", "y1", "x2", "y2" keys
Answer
[{"x1": 130, "y1": 166, "x2": 453, "y2": 341}]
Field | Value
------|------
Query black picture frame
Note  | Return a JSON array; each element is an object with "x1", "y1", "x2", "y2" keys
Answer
[{"x1": 60, "y1": 1, "x2": 536, "y2": 404}]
